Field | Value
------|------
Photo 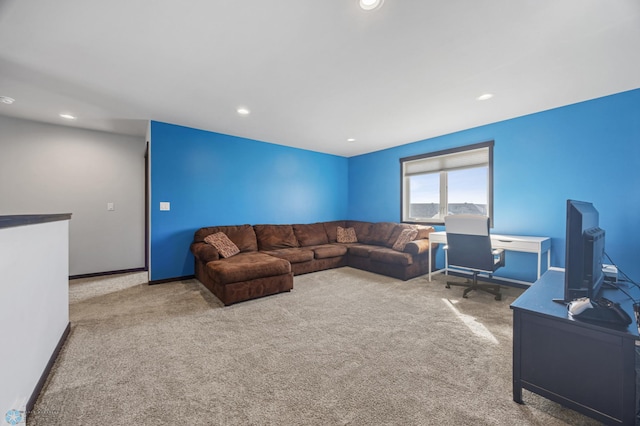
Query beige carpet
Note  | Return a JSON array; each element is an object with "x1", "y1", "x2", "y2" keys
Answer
[{"x1": 29, "y1": 268, "x2": 599, "y2": 425}]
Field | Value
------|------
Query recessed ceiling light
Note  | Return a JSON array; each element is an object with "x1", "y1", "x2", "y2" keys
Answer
[
  {"x1": 237, "y1": 107, "x2": 250, "y2": 115},
  {"x1": 0, "y1": 96, "x2": 15, "y2": 104},
  {"x1": 360, "y1": 0, "x2": 384, "y2": 10},
  {"x1": 59, "y1": 113, "x2": 77, "y2": 120},
  {"x1": 347, "y1": 138, "x2": 356, "y2": 142},
  {"x1": 477, "y1": 93, "x2": 494, "y2": 101}
]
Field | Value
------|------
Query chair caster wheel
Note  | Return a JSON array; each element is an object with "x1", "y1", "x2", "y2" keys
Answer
[
  {"x1": 463, "y1": 294, "x2": 468, "y2": 298},
  {"x1": 495, "y1": 295, "x2": 502, "y2": 301},
  {"x1": 445, "y1": 284, "x2": 450, "y2": 289}
]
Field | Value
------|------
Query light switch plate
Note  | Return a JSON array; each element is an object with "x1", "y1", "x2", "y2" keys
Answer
[
  {"x1": 107, "y1": 202, "x2": 115, "y2": 211},
  {"x1": 160, "y1": 202, "x2": 170, "y2": 211}
]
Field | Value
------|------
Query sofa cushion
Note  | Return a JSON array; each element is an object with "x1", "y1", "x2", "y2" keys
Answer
[
  {"x1": 204, "y1": 232, "x2": 240, "y2": 258},
  {"x1": 367, "y1": 222, "x2": 397, "y2": 246},
  {"x1": 206, "y1": 252, "x2": 291, "y2": 284},
  {"x1": 347, "y1": 221, "x2": 374, "y2": 244},
  {"x1": 369, "y1": 247, "x2": 413, "y2": 266},
  {"x1": 385, "y1": 224, "x2": 434, "y2": 247},
  {"x1": 195, "y1": 225, "x2": 258, "y2": 252},
  {"x1": 392, "y1": 228, "x2": 418, "y2": 252},
  {"x1": 263, "y1": 248, "x2": 314, "y2": 264},
  {"x1": 348, "y1": 244, "x2": 378, "y2": 258},
  {"x1": 254, "y1": 224, "x2": 299, "y2": 251},
  {"x1": 323, "y1": 221, "x2": 347, "y2": 243},
  {"x1": 293, "y1": 223, "x2": 329, "y2": 246},
  {"x1": 412, "y1": 224, "x2": 435, "y2": 240},
  {"x1": 337, "y1": 226, "x2": 358, "y2": 243},
  {"x1": 312, "y1": 244, "x2": 348, "y2": 259},
  {"x1": 386, "y1": 224, "x2": 414, "y2": 247}
]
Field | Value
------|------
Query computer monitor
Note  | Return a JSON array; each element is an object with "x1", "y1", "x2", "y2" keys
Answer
[{"x1": 564, "y1": 199, "x2": 605, "y2": 302}]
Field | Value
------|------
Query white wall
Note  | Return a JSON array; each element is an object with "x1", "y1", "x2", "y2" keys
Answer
[
  {"x1": 0, "y1": 115, "x2": 145, "y2": 275},
  {"x1": 0, "y1": 218, "x2": 69, "y2": 418}
]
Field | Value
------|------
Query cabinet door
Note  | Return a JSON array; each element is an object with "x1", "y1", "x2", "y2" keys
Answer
[{"x1": 520, "y1": 314, "x2": 633, "y2": 423}]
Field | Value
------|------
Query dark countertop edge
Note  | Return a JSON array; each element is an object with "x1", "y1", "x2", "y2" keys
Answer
[{"x1": 0, "y1": 214, "x2": 72, "y2": 229}]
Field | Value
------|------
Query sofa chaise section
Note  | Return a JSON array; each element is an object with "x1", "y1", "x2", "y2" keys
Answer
[{"x1": 190, "y1": 224, "x2": 293, "y2": 306}]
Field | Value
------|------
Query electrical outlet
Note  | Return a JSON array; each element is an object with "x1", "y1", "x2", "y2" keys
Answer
[
  {"x1": 160, "y1": 202, "x2": 170, "y2": 211},
  {"x1": 107, "y1": 202, "x2": 115, "y2": 211}
]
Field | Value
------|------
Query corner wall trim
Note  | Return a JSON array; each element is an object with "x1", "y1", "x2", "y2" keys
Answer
[
  {"x1": 148, "y1": 275, "x2": 195, "y2": 285},
  {"x1": 26, "y1": 322, "x2": 71, "y2": 418},
  {"x1": 69, "y1": 267, "x2": 147, "y2": 280}
]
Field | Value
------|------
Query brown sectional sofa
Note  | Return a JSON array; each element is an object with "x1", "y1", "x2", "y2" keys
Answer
[{"x1": 190, "y1": 220, "x2": 436, "y2": 306}]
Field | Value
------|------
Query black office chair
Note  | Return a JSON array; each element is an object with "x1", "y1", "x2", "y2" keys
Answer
[{"x1": 444, "y1": 214, "x2": 505, "y2": 301}]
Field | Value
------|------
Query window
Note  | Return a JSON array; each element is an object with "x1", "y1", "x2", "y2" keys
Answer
[{"x1": 400, "y1": 141, "x2": 494, "y2": 225}]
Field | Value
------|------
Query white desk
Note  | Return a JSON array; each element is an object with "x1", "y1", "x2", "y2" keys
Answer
[{"x1": 428, "y1": 231, "x2": 551, "y2": 284}]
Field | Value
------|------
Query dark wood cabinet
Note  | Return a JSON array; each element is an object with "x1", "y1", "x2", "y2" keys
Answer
[{"x1": 511, "y1": 269, "x2": 639, "y2": 425}]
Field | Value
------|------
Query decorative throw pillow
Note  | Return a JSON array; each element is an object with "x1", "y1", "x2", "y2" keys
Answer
[
  {"x1": 392, "y1": 228, "x2": 418, "y2": 252},
  {"x1": 336, "y1": 226, "x2": 358, "y2": 243},
  {"x1": 204, "y1": 232, "x2": 240, "y2": 258}
]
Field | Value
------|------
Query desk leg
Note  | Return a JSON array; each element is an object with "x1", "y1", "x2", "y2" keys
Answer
[
  {"x1": 428, "y1": 244, "x2": 432, "y2": 282},
  {"x1": 537, "y1": 251, "x2": 541, "y2": 280}
]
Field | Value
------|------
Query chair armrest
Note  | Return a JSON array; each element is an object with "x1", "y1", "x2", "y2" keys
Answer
[
  {"x1": 190, "y1": 241, "x2": 220, "y2": 263},
  {"x1": 492, "y1": 248, "x2": 505, "y2": 267}
]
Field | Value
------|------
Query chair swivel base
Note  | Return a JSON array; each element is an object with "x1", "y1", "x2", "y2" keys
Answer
[{"x1": 446, "y1": 276, "x2": 502, "y2": 301}]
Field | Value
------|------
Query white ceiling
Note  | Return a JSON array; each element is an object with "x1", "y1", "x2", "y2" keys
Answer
[{"x1": 0, "y1": 1, "x2": 639, "y2": 157}]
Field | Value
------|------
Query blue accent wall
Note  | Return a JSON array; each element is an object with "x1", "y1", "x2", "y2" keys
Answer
[
  {"x1": 348, "y1": 89, "x2": 640, "y2": 282},
  {"x1": 150, "y1": 121, "x2": 348, "y2": 281},
  {"x1": 150, "y1": 89, "x2": 640, "y2": 283}
]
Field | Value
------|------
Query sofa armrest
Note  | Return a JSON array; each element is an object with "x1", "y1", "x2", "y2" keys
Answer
[
  {"x1": 190, "y1": 241, "x2": 220, "y2": 263},
  {"x1": 404, "y1": 239, "x2": 435, "y2": 255}
]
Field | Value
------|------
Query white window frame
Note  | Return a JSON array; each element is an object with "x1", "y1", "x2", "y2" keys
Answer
[{"x1": 400, "y1": 141, "x2": 494, "y2": 226}]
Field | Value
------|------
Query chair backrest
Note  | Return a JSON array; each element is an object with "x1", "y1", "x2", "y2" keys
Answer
[{"x1": 445, "y1": 214, "x2": 495, "y2": 272}]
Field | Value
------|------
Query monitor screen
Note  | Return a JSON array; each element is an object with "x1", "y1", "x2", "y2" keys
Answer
[{"x1": 564, "y1": 199, "x2": 605, "y2": 301}]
